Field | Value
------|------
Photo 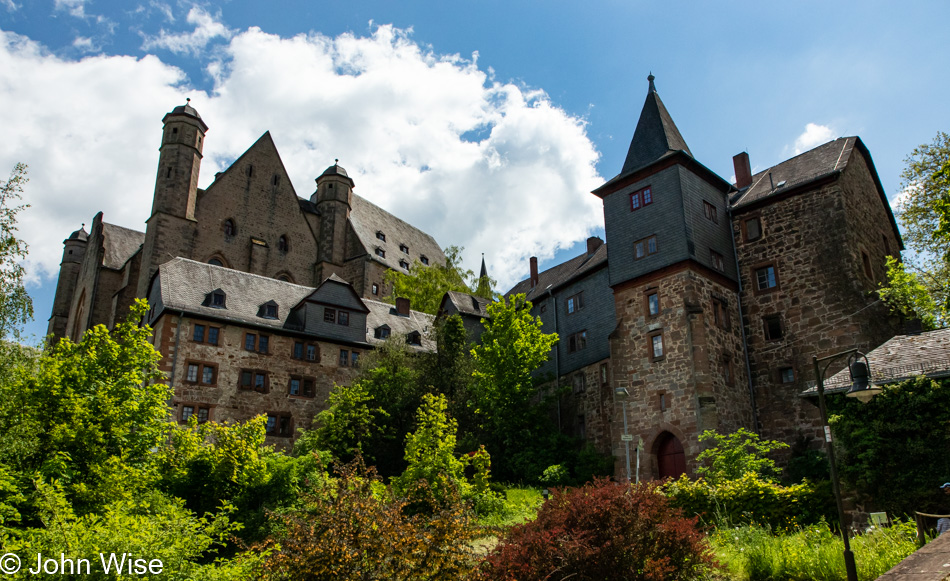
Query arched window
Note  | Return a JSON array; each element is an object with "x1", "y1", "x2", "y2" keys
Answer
[
  {"x1": 208, "y1": 258, "x2": 223, "y2": 267},
  {"x1": 276, "y1": 273, "x2": 294, "y2": 283},
  {"x1": 655, "y1": 432, "x2": 686, "y2": 479},
  {"x1": 278, "y1": 235, "x2": 289, "y2": 252},
  {"x1": 223, "y1": 219, "x2": 236, "y2": 237}
]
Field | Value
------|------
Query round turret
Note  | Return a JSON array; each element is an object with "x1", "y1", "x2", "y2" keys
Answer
[{"x1": 311, "y1": 159, "x2": 355, "y2": 205}]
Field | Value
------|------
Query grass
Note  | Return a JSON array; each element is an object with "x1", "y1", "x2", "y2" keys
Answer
[
  {"x1": 476, "y1": 486, "x2": 543, "y2": 529},
  {"x1": 708, "y1": 520, "x2": 920, "y2": 581}
]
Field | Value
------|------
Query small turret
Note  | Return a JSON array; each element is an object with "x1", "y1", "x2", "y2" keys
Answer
[
  {"x1": 152, "y1": 98, "x2": 208, "y2": 220},
  {"x1": 47, "y1": 224, "x2": 89, "y2": 338},
  {"x1": 312, "y1": 160, "x2": 355, "y2": 272}
]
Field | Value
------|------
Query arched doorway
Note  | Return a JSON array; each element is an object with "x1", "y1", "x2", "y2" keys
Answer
[{"x1": 656, "y1": 432, "x2": 686, "y2": 479}]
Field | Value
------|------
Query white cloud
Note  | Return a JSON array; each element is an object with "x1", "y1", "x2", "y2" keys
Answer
[
  {"x1": 793, "y1": 122, "x2": 836, "y2": 155},
  {"x1": 72, "y1": 36, "x2": 95, "y2": 51},
  {"x1": 0, "y1": 24, "x2": 602, "y2": 294},
  {"x1": 2, "y1": 0, "x2": 19, "y2": 12},
  {"x1": 141, "y1": 6, "x2": 232, "y2": 55},
  {"x1": 54, "y1": 0, "x2": 86, "y2": 18}
]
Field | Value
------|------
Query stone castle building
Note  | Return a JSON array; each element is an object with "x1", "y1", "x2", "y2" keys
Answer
[
  {"x1": 47, "y1": 101, "x2": 443, "y2": 441},
  {"x1": 505, "y1": 75, "x2": 902, "y2": 480}
]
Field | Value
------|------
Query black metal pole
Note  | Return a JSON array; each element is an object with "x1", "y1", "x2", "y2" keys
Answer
[{"x1": 813, "y1": 355, "x2": 859, "y2": 581}]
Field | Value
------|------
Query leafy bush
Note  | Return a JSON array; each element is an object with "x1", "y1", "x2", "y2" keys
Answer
[
  {"x1": 663, "y1": 473, "x2": 835, "y2": 532},
  {"x1": 480, "y1": 479, "x2": 715, "y2": 581},
  {"x1": 696, "y1": 428, "x2": 788, "y2": 484},
  {"x1": 256, "y1": 458, "x2": 481, "y2": 581},
  {"x1": 709, "y1": 520, "x2": 918, "y2": 581},
  {"x1": 539, "y1": 464, "x2": 569, "y2": 486}
]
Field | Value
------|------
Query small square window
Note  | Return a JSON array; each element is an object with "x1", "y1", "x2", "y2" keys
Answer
[
  {"x1": 744, "y1": 217, "x2": 762, "y2": 241},
  {"x1": 400, "y1": 244, "x2": 409, "y2": 254},
  {"x1": 193, "y1": 324, "x2": 205, "y2": 342},
  {"x1": 337, "y1": 311, "x2": 349, "y2": 326},
  {"x1": 211, "y1": 291, "x2": 226, "y2": 308},
  {"x1": 264, "y1": 303, "x2": 278, "y2": 319},
  {"x1": 635, "y1": 235, "x2": 658, "y2": 260},
  {"x1": 196, "y1": 407, "x2": 209, "y2": 423},
  {"x1": 763, "y1": 315, "x2": 783, "y2": 341},
  {"x1": 567, "y1": 292, "x2": 584, "y2": 314},
  {"x1": 399, "y1": 259, "x2": 410, "y2": 270},
  {"x1": 572, "y1": 373, "x2": 586, "y2": 394},
  {"x1": 339, "y1": 349, "x2": 349, "y2": 367},
  {"x1": 420, "y1": 256, "x2": 429, "y2": 266},
  {"x1": 568, "y1": 330, "x2": 587, "y2": 353},
  {"x1": 182, "y1": 405, "x2": 195, "y2": 422},
  {"x1": 630, "y1": 186, "x2": 652, "y2": 211},
  {"x1": 376, "y1": 231, "x2": 386, "y2": 242},
  {"x1": 780, "y1": 367, "x2": 795, "y2": 384},
  {"x1": 186, "y1": 364, "x2": 199, "y2": 383},
  {"x1": 324, "y1": 308, "x2": 336, "y2": 323},
  {"x1": 244, "y1": 333, "x2": 256, "y2": 351},
  {"x1": 755, "y1": 264, "x2": 778, "y2": 291},
  {"x1": 375, "y1": 247, "x2": 386, "y2": 258}
]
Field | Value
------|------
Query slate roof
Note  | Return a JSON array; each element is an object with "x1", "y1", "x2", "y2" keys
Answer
[
  {"x1": 152, "y1": 258, "x2": 315, "y2": 331},
  {"x1": 800, "y1": 328, "x2": 950, "y2": 396},
  {"x1": 364, "y1": 298, "x2": 436, "y2": 352},
  {"x1": 620, "y1": 75, "x2": 692, "y2": 176},
  {"x1": 441, "y1": 290, "x2": 492, "y2": 318},
  {"x1": 67, "y1": 226, "x2": 88, "y2": 242},
  {"x1": 505, "y1": 242, "x2": 608, "y2": 302},
  {"x1": 732, "y1": 137, "x2": 857, "y2": 209},
  {"x1": 101, "y1": 222, "x2": 145, "y2": 270},
  {"x1": 349, "y1": 193, "x2": 446, "y2": 271}
]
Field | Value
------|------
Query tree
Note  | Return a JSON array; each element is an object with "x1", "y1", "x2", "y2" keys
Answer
[
  {"x1": 0, "y1": 163, "x2": 32, "y2": 342},
  {"x1": 470, "y1": 294, "x2": 559, "y2": 481},
  {"x1": 383, "y1": 246, "x2": 494, "y2": 314},
  {"x1": 695, "y1": 428, "x2": 789, "y2": 484},
  {"x1": 879, "y1": 132, "x2": 950, "y2": 327}
]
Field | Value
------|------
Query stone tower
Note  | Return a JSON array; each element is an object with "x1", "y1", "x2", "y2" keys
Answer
[
  {"x1": 136, "y1": 101, "x2": 207, "y2": 296},
  {"x1": 593, "y1": 75, "x2": 754, "y2": 480},
  {"x1": 311, "y1": 161, "x2": 354, "y2": 281},
  {"x1": 46, "y1": 225, "x2": 88, "y2": 338}
]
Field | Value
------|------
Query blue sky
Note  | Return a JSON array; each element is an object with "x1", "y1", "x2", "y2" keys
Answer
[{"x1": 2, "y1": 1, "x2": 949, "y2": 343}]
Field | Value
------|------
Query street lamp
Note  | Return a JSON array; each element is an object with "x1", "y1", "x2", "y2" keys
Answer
[
  {"x1": 813, "y1": 349, "x2": 880, "y2": 581},
  {"x1": 615, "y1": 387, "x2": 632, "y2": 483}
]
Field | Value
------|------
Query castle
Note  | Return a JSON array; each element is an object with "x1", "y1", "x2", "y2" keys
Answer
[{"x1": 48, "y1": 76, "x2": 903, "y2": 477}]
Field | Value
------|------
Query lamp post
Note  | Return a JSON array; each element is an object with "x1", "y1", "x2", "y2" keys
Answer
[
  {"x1": 813, "y1": 348, "x2": 882, "y2": 581},
  {"x1": 615, "y1": 387, "x2": 632, "y2": 483}
]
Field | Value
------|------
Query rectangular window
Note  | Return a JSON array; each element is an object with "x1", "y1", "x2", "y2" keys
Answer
[
  {"x1": 181, "y1": 405, "x2": 194, "y2": 422},
  {"x1": 340, "y1": 349, "x2": 349, "y2": 367},
  {"x1": 711, "y1": 250, "x2": 725, "y2": 272},
  {"x1": 207, "y1": 327, "x2": 219, "y2": 346},
  {"x1": 882, "y1": 234, "x2": 891, "y2": 257},
  {"x1": 744, "y1": 217, "x2": 762, "y2": 241},
  {"x1": 780, "y1": 367, "x2": 795, "y2": 384},
  {"x1": 196, "y1": 407, "x2": 209, "y2": 423},
  {"x1": 303, "y1": 379, "x2": 315, "y2": 398},
  {"x1": 567, "y1": 292, "x2": 584, "y2": 314},
  {"x1": 713, "y1": 298, "x2": 730, "y2": 330},
  {"x1": 238, "y1": 370, "x2": 268, "y2": 393},
  {"x1": 703, "y1": 200, "x2": 718, "y2": 224},
  {"x1": 244, "y1": 333, "x2": 256, "y2": 351},
  {"x1": 600, "y1": 362, "x2": 609, "y2": 386},
  {"x1": 254, "y1": 372, "x2": 268, "y2": 393},
  {"x1": 306, "y1": 344, "x2": 317, "y2": 361},
  {"x1": 372, "y1": 283, "x2": 379, "y2": 295},
  {"x1": 193, "y1": 324, "x2": 205, "y2": 342},
  {"x1": 763, "y1": 315, "x2": 783, "y2": 341},
  {"x1": 337, "y1": 311, "x2": 350, "y2": 326},
  {"x1": 293, "y1": 341, "x2": 304, "y2": 359},
  {"x1": 754, "y1": 264, "x2": 778, "y2": 292},
  {"x1": 186, "y1": 363, "x2": 199, "y2": 383},
  {"x1": 572, "y1": 373, "x2": 586, "y2": 394},
  {"x1": 240, "y1": 370, "x2": 252, "y2": 389},
  {"x1": 630, "y1": 186, "x2": 653, "y2": 211},
  {"x1": 721, "y1": 357, "x2": 734, "y2": 386},
  {"x1": 201, "y1": 365, "x2": 216, "y2": 385},
  {"x1": 324, "y1": 308, "x2": 336, "y2": 323},
  {"x1": 351, "y1": 352, "x2": 360, "y2": 367},
  {"x1": 258, "y1": 335, "x2": 269, "y2": 354},
  {"x1": 862, "y1": 251, "x2": 873, "y2": 280},
  {"x1": 575, "y1": 415, "x2": 586, "y2": 440},
  {"x1": 647, "y1": 291, "x2": 659, "y2": 317},
  {"x1": 650, "y1": 332, "x2": 664, "y2": 360},
  {"x1": 289, "y1": 377, "x2": 301, "y2": 396},
  {"x1": 568, "y1": 330, "x2": 587, "y2": 353},
  {"x1": 659, "y1": 393, "x2": 667, "y2": 412},
  {"x1": 635, "y1": 235, "x2": 658, "y2": 260},
  {"x1": 265, "y1": 413, "x2": 293, "y2": 437}
]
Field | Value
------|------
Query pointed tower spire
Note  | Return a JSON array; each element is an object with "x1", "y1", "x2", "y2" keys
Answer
[
  {"x1": 475, "y1": 253, "x2": 492, "y2": 298},
  {"x1": 479, "y1": 253, "x2": 488, "y2": 279},
  {"x1": 620, "y1": 74, "x2": 692, "y2": 175}
]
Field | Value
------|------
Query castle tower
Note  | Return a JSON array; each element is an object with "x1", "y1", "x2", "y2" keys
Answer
[
  {"x1": 593, "y1": 75, "x2": 754, "y2": 480},
  {"x1": 311, "y1": 160, "x2": 354, "y2": 281},
  {"x1": 136, "y1": 101, "x2": 207, "y2": 296},
  {"x1": 46, "y1": 225, "x2": 88, "y2": 338}
]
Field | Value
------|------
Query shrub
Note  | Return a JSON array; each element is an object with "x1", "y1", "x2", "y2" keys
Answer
[
  {"x1": 696, "y1": 428, "x2": 788, "y2": 484},
  {"x1": 480, "y1": 479, "x2": 715, "y2": 581},
  {"x1": 663, "y1": 473, "x2": 835, "y2": 532},
  {"x1": 539, "y1": 464, "x2": 569, "y2": 486}
]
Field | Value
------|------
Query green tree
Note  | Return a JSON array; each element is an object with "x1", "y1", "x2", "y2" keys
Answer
[
  {"x1": 383, "y1": 246, "x2": 494, "y2": 314},
  {"x1": 310, "y1": 379, "x2": 388, "y2": 463},
  {"x1": 695, "y1": 428, "x2": 789, "y2": 484},
  {"x1": 470, "y1": 294, "x2": 559, "y2": 481},
  {"x1": 879, "y1": 132, "x2": 950, "y2": 327},
  {"x1": 0, "y1": 163, "x2": 33, "y2": 342}
]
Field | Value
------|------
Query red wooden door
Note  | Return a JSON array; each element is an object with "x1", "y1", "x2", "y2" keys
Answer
[{"x1": 657, "y1": 433, "x2": 686, "y2": 479}]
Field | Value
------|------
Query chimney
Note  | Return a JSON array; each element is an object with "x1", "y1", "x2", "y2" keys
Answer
[
  {"x1": 529, "y1": 257, "x2": 539, "y2": 288},
  {"x1": 395, "y1": 297, "x2": 410, "y2": 317},
  {"x1": 733, "y1": 152, "x2": 752, "y2": 189},
  {"x1": 587, "y1": 236, "x2": 603, "y2": 256}
]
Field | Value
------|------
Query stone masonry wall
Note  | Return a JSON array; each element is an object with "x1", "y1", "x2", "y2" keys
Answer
[{"x1": 608, "y1": 265, "x2": 753, "y2": 480}]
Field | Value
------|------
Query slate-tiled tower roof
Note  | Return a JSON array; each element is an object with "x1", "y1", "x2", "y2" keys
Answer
[{"x1": 620, "y1": 74, "x2": 692, "y2": 176}]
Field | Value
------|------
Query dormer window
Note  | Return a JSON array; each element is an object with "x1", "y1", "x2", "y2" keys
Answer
[
  {"x1": 399, "y1": 259, "x2": 410, "y2": 270},
  {"x1": 375, "y1": 247, "x2": 386, "y2": 258},
  {"x1": 407, "y1": 331, "x2": 422, "y2": 346},
  {"x1": 259, "y1": 300, "x2": 279, "y2": 319},
  {"x1": 375, "y1": 325, "x2": 391, "y2": 339},
  {"x1": 400, "y1": 244, "x2": 409, "y2": 254},
  {"x1": 420, "y1": 255, "x2": 429, "y2": 266},
  {"x1": 278, "y1": 235, "x2": 289, "y2": 252},
  {"x1": 223, "y1": 219, "x2": 236, "y2": 237},
  {"x1": 204, "y1": 289, "x2": 227, "y2": 309},
  {"x1": 376, "y1": 231, "x2": 386, "y2": 242}
]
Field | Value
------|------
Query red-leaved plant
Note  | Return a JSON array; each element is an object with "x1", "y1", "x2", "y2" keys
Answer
[{"x1": 480, "y1": 478, "x2": 715, "y2": 581}]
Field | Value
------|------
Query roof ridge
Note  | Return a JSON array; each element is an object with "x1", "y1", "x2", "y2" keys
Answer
[{"x1": 168, "y1": 257, "x2": 316, "y2": 290}]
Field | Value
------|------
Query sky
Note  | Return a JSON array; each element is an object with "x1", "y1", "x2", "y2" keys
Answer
[{"x1": 1, "y1": 1, "x2": 949, "y2": 343}]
